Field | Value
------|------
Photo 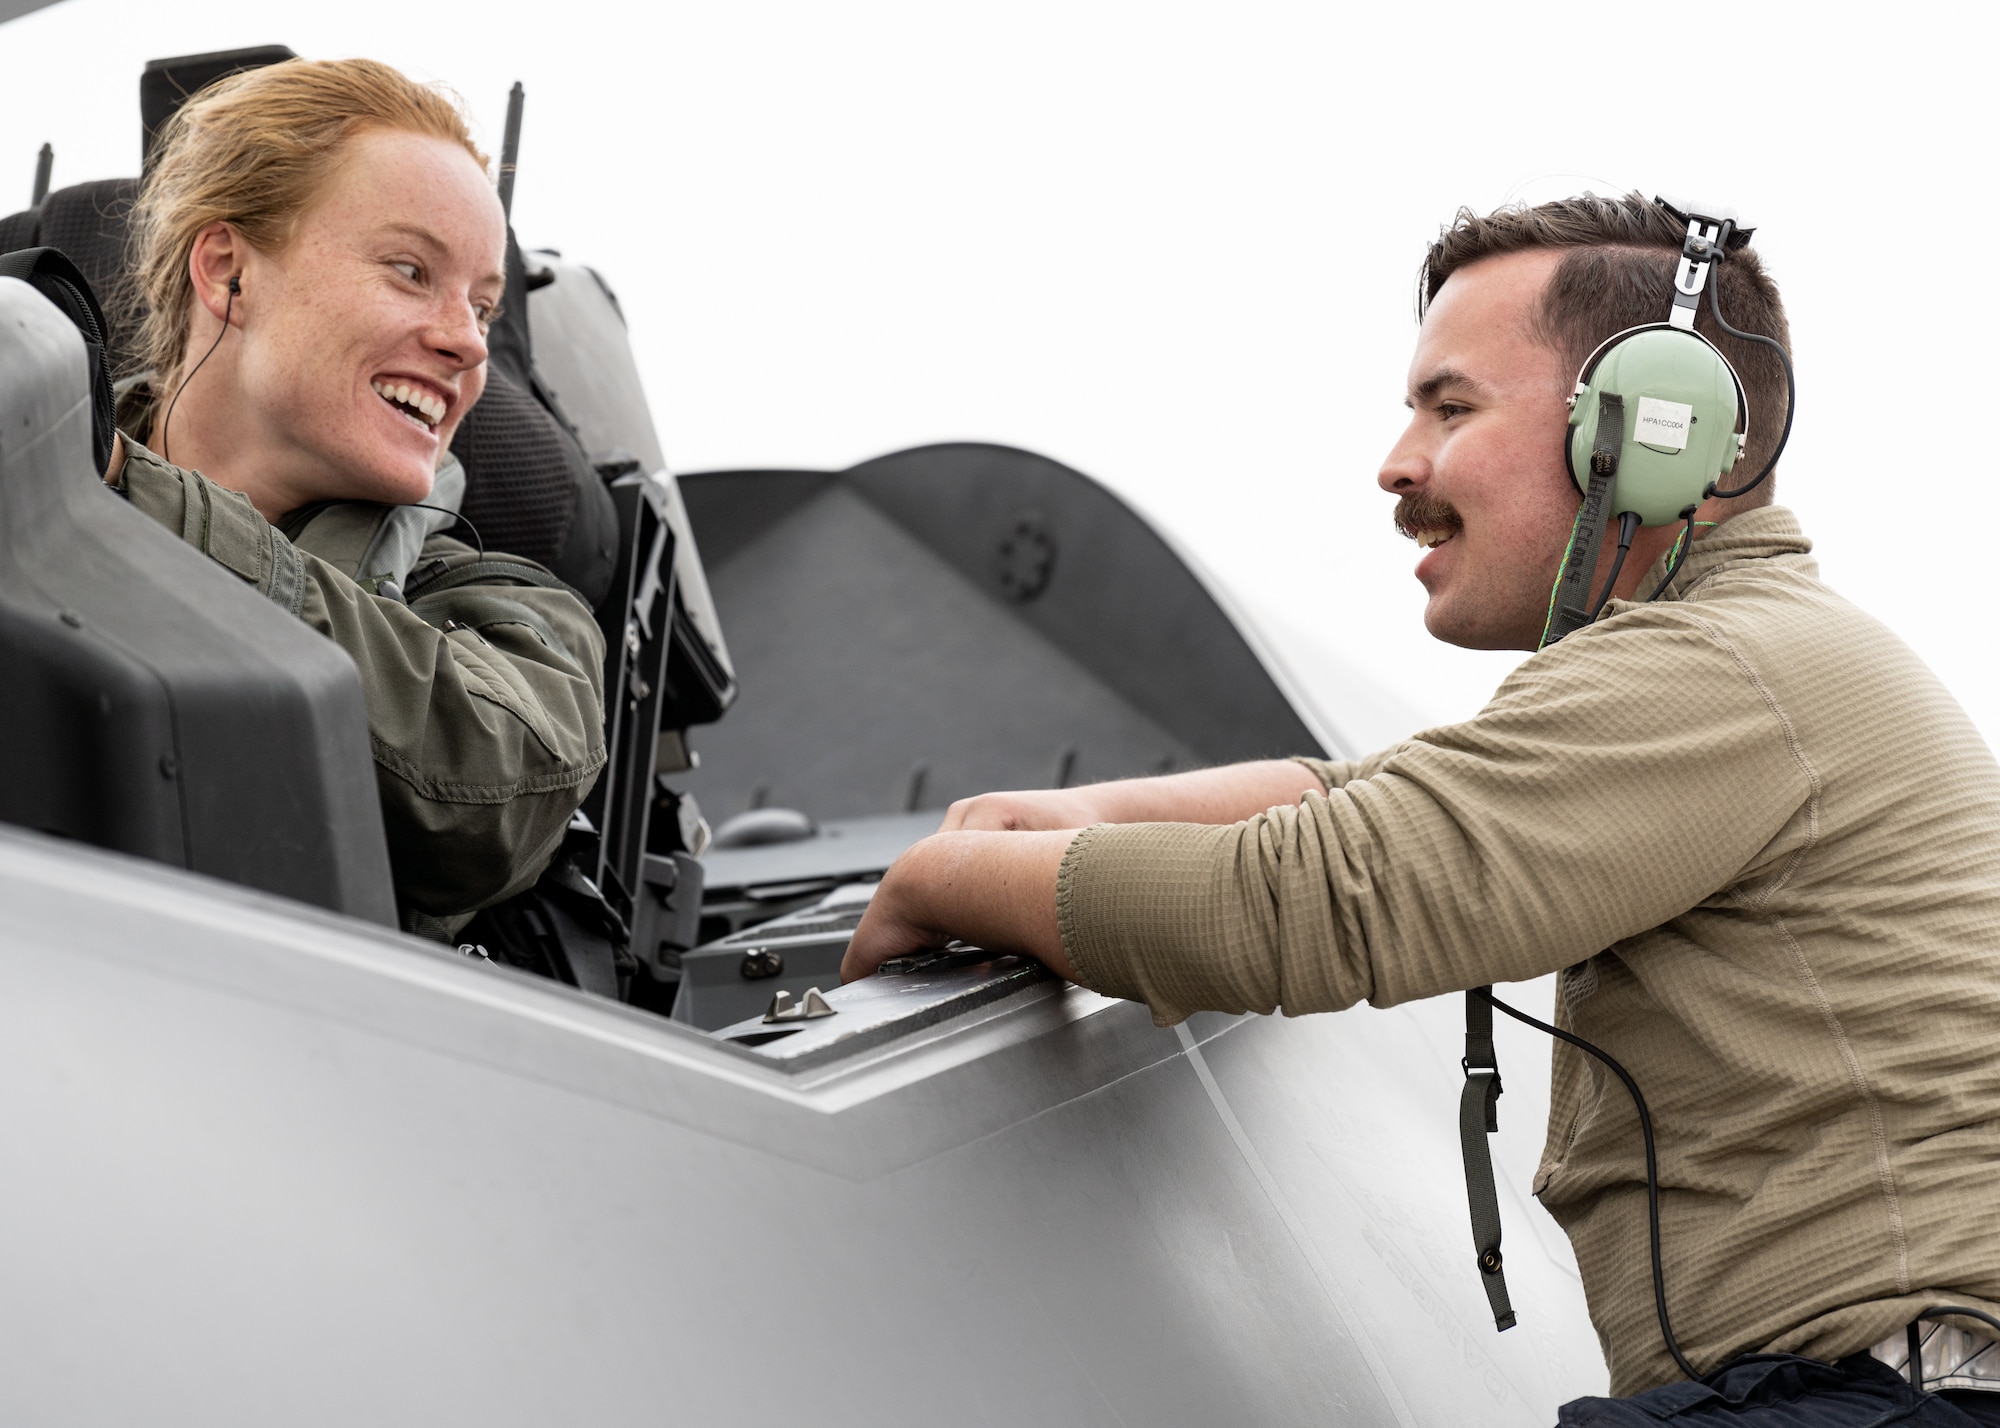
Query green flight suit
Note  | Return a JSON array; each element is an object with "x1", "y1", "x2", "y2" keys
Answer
[{"x1": 111, "y1": 435, "x2": 608, "y2": 938}]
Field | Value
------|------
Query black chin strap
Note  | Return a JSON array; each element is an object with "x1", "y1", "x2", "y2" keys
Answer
[
  {"x1": 1459, "y1": 986, "x2": 1516, "y2": 1331},
  {"x1": 1539, "y1": 390, "x2": 1623, "y2": 650}
]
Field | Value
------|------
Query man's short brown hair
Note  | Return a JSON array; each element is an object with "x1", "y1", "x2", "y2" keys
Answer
[{"x1": 1421, "y1": 192, "x2": 1791, "y2": 504}]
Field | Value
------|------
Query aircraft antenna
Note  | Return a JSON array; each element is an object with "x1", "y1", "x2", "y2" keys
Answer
[{"x1": 497, "y1": 83, "x2": 524, "y2": 219}]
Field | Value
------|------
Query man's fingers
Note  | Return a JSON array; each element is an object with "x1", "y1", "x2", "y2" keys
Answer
[
  {"x1": 941, "y1": 794, "x2": 1010, "y2": 832},
  {"x1": 936, "y1": 790, "x2": 1102, "y2": 834},
  {"x1": 840, "y1": 905, "x2": 940, "y2": 982},
  {"x1": 949, "y1": 794, "x2": 1048, "y2": 832},
  {"x1": 838, "y1": 919, "x2": 879, "y2": 982}
]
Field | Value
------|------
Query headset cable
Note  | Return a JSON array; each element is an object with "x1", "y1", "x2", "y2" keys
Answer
[
  {"x1": 1702, "y1": 220, "x2": 1796, "y2": 503},
  {"x1": 1480, "y1": 987, "x2": 1700, "y2": 1382}
]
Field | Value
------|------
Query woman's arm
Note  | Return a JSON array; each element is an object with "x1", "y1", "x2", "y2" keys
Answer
[
  {"x1": 320, "y1": 538, "x2": 607, "y2": 922},
  {"x1": 116, "y1": 442, "x2": 606, "y2": 927}
]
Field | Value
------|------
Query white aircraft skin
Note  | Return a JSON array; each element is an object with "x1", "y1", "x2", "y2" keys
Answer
[{"x1": 0, "y1": 818, "x2": 1597, "y2": 1426}]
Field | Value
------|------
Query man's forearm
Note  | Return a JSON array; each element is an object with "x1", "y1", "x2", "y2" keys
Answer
[
  {"x1": 842, "y1": 830, "x2": 1077, "y2": 982},
  {"x1": 1078, "y1": 759, "x2": 1325, "y2": 824},
  {"x1": 941, "y1": 758, "x2": 1326, "y2": 834},
  {"x1": 849, "y1": 761, "x2": 1328, "y2": 983}
]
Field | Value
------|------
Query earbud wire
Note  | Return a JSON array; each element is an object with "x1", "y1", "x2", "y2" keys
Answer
[{"x1": 160, "y1": 275, "x2": 238, "y2": 467}]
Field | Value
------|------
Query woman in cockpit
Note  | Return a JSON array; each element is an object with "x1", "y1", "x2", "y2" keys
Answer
[{"x1": 105, "y1": 57, "x2": 605, "y2": 939}]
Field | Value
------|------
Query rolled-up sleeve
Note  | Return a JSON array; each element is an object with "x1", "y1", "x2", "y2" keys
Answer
[{"x1": 1057, "y1": 615, "x2": 1815, "y2": 1025}]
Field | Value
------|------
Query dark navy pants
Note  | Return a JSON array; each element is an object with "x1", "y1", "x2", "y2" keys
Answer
[{"x1": 1557, "y1": 1354, "x2": 2000, "y2": 1426}]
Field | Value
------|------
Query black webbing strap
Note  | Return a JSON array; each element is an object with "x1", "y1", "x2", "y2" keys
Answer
[
  {"x1": 1460, "y1": 986, "x2": 1516, "y2": 1331},
  {"x1": 1539, "y1": 390, "x2": 1624, "y2": 649},
  {"x1": 403, "y1": 557, "x2": 586, "y2": 606}
]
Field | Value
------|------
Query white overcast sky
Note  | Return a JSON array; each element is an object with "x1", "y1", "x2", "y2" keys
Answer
[{"x1": 4, "y1": 0, "x2": 1993, "y2": 755}]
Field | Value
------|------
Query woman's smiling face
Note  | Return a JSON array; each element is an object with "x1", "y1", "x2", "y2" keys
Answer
[{"x1": 220, "y1": 126, "x2": 506, "y2": 511}]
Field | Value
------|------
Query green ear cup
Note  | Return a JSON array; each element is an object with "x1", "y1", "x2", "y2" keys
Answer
[{"x1": 1566, "y1": 325, "x2": 1746, "y2": 526}]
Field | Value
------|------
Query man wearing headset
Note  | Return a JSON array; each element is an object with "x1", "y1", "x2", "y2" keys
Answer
[{"x1": 841, "y1": 193, "x2": 2000, "y2": 1425}]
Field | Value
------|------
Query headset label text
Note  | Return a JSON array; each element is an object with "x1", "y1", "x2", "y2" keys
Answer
[{"x1": 1634, "y1": 397, "x2": 1695, "y2": 452}]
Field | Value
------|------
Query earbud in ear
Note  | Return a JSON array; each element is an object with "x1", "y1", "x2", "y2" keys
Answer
[{"x1": 228, "y1": 276, "x2": 241, "y2": 295}]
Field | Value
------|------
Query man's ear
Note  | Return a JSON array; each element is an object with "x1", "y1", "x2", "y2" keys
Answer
[{"x1": 186, "y1": 221, "x2": 245, "y2": 324}]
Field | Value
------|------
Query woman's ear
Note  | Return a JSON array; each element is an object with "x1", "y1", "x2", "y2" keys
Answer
[{"x1": 186, "y1": 222, "x2": 244, "y2": 324}]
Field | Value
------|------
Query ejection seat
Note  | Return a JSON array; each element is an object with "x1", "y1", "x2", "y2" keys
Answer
[{"x1": 0, "y1": 46, "x2": 739, "y2": 1011}]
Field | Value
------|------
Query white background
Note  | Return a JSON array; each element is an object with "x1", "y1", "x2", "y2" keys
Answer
[{"x1": 3, "y1": 0, "x2": 1992, "y2": 749}]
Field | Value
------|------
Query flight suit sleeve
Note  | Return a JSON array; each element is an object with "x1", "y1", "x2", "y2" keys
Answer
[
  {"x1": 117, "y1": 446, "x2": 608, "y2": 922},
  {"x1": 1055, "y1": 614, "x2": 1815, "y2": 1025}
]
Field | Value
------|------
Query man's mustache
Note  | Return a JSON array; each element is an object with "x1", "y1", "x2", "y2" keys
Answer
[{"x1": 1394, "y1": 491, "x2": 1463, "y2": 542}]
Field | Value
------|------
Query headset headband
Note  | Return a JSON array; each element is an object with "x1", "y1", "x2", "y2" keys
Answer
[{"x1": 1540, "y1": 195, "x2": 1765, "y2": 647}]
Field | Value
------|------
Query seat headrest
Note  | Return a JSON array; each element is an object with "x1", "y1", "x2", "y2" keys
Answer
[
  {"x1": 0, "y1": 180, "x2": 141, "y2": 375},
  {"x1": 141, "y1": 46, "x2": 298, "y2": 170}
]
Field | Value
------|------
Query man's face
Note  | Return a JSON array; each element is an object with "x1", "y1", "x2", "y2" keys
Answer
[
  {"x1": 231, "y1": 127, "x2": 506, "y2": 509},
  {"x1": 1378, "y1": 249, "x2": 1580, "y2": 651}
]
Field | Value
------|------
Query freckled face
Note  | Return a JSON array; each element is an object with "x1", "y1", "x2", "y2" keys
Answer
[
  {"x1": 1376, "y1": 250, "x2": 1581, "y2": 651},
  {"x1": 229, "y1": 128, "x2": 506, "y2": 507}
]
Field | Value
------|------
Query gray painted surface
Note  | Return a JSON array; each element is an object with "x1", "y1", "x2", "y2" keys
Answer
[
  {"x1": 526, "y1": 252, "x2": 734, "y2": 687},
  {"x1": 683, "y1": 480, "x2": 1203, "y2": 821},
  {"x1": 672, "y1": 443, "x2": 1328, "y2": 828},
  {"x1": 0, "y1": 0, "x2": 62, "y2": 25},
  {"x1": 0, "y1": 279, "x2": 396, "y2": 923},
  {"x1": 0, "y1": 825, "x2": 1600, "y2": 1424},
  {"x1": 699, "y1": 809, "x2": 940, "y2": 895}
]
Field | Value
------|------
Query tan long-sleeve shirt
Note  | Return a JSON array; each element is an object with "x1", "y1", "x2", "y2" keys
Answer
[{"x1": 1056, "y1": 507, "x2": 2000, "y2": 1395}]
